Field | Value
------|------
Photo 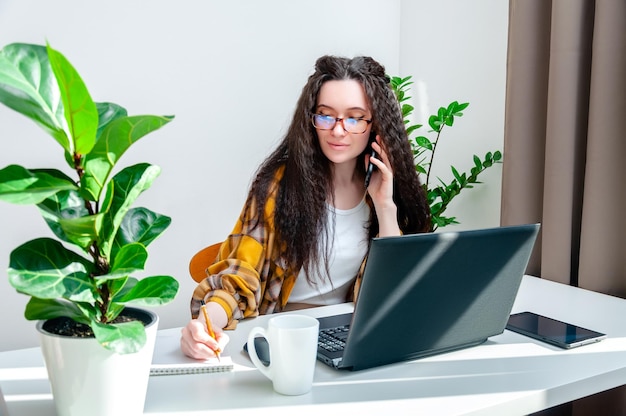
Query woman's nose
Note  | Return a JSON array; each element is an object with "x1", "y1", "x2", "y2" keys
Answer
[{"x1": 331, "y1": 120, "x2": 347, "y2": 136}]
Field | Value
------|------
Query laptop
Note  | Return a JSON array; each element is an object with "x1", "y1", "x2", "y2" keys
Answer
[{"x1": 316, "y1": 223, "x2": 540, "y2": 371}]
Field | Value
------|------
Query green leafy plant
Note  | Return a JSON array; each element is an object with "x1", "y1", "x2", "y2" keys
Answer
[
  {"x1": 0, "y1": 42, "x2": 179, "y2": 354},
  {"x1": 391, "y1": 76, "x2": 503, "y2": 231}
]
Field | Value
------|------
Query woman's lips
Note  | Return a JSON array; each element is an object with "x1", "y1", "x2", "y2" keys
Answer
[{"x1": 327, "y1": 142, "x2": 348, "y2": 150}]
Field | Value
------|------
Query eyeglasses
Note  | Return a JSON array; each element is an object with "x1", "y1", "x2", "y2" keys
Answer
[{"x1": 311, "y1": 114, "x2": 372, "y2": 134}]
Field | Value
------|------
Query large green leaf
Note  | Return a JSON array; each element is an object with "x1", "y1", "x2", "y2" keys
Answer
[
  {"x1": 95, "y1": 102, "x2": 127, "y2": 138},
  {"x1": 38, "y1": 189, "x2": 90, "y2": 243},
  {"x1": 24, "y1": 297, "x2": 87, "y2": 323},
  {"x1": 114, "y1": 275, "x2": 179, "y2": 306},
  {"x1": 110, "y1": 277, "x2": 138, "y2": 304},
  {"x1": 0, "y1": 43, "x2": 70, "y2": 151},
  {"x1": 111, "y1": 207, "x2": 171, "y2": 258},
  {"x1": 8, "y1": 237, "x2": 96, "y2": 303},
  {"x1": 80, "y1": 115, "x2": 173, "y2": 201},
  {"x1": 46, "y1": 43, "x2": 98, "y2": 155},
  {"x1": 0, "y1": 165, "x2": 77, "y2": 204},
  {"x1": 37, "y1": 187, "x2": 104, "y2": 250},
  {"x1": 99, "y1": 164, "x2": 161, "y2": 257},
  {"x1": 92, "y1": 320, "x2": 146, "y2": 354},
  {"x1": 57, "y1": 213, "x2": 104, "y2": 249},
  {"x1": 94, "y1": 243, "x2": 147, "y2": 284},
  {"x1": 111, "y1": 242, "x2": 147, "y2": 271}
]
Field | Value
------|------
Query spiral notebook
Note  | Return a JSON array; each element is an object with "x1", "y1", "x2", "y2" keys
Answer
[{"x1": 150, "y1": 333, "x2": 233, "y2": 376}]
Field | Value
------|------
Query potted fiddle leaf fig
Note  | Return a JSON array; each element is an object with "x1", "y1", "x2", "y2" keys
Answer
[
  {"x1": 391, "y1": 75, "x2": 503, "y2": 231},
  {"x1": 0, "y1": 42, "x2": 179, "y2": 416}
]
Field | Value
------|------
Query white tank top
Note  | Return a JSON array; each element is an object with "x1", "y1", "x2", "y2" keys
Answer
[{"x1": 288, "y1": 198, "x2": 370, "y2": 305}]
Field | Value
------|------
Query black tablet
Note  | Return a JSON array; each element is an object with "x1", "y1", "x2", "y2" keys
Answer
[{"x1": 506, "y1": 311, "x2": 606, "y2": 349}]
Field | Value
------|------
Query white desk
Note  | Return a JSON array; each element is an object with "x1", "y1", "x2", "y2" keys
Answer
[{"x1": 1, "y1": 275, "x2": 626, "y2": 415}]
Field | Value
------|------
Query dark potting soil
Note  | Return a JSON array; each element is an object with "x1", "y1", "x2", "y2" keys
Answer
[{"x1": 41, "y1": 309, "x2": 152, "y2": 338}]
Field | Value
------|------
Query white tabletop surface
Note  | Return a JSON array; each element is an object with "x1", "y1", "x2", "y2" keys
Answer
[{"x1": 1, "y1": 275, "x2": 626, "y2": 415}]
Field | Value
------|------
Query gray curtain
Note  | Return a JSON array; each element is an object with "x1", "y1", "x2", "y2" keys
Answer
[
  {"x1": 502, "y1": 0, "x2": 625, "y2": 414},
  {"x1": 502, "y1": 0, "x2": 625, "y2": 293}
]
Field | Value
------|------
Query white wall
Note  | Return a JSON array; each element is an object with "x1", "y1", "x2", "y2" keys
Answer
[
  {"x1": 0, "y1": 0, "x2": 507, "y2": 351},
  {"x1": 400, "y1": 0, "x2": 508, "y2": 232}
]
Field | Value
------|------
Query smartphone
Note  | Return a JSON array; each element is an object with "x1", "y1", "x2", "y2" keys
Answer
[
  {"x1": 364, "y1": 133, "x2": 377, "y2": 188},
  {"x1": 506, "y1": 311, "x2": 606, "y2": 349}
]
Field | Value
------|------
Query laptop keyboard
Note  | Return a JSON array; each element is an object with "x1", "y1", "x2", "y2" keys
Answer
[{"x1": 318, "y1": 325, "x2": 350, "y2": 352}]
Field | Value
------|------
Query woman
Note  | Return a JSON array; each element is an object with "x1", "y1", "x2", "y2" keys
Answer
[{"x1": 181, "y1": 55, "x2": 430, "y2": 359}]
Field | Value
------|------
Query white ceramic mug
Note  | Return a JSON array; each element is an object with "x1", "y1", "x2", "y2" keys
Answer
[{"x1": 247, "y1": 314, "x2": 319, "y2": 395}]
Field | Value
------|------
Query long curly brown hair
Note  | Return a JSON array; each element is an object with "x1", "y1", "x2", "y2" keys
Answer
[{"x1": 246, "y1": 55, "x2": 430, "y2": 282}]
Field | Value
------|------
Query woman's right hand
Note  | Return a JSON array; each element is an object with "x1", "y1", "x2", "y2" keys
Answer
[{"x1": 180, "y1": 318, "x2": 230, "y2": 360}]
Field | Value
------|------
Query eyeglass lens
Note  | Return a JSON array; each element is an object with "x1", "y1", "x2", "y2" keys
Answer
[{"x1": 313, "y1": 114, "x2": 368, "y2": 133}]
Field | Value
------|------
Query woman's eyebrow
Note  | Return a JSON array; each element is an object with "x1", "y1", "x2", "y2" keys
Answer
[
  {"x1": 315, "y1": 104, "x2": 369, "y2": 113},
  {"x1": 315, "y1": 104, "x2": 333, "y2": 111}
]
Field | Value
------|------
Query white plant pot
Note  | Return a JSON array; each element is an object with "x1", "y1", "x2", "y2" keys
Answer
[{"x1": 37, "y1": 308, "x2": 158, "y2": 416}]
